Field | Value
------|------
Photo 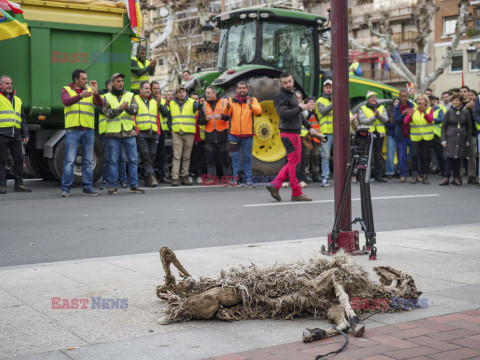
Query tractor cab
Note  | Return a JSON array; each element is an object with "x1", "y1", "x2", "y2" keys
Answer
[{"x1": 213, "y1": 8, "x2": 327, "y2": 98}]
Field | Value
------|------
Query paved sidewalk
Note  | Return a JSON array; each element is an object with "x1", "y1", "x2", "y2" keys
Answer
[
  {"x1": 205, "y1": 310, "x2": 480, "y2": 360},
  {"x1": 1, "y1": 223, "x2": 480, "y2": 359}
]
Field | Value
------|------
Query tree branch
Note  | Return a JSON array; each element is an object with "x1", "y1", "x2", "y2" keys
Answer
[
  {"x1": 423, "y1": 0, "x2": 471, "y2": 88},
  {"x1": 363, "y1": 14, "x2": 415, "y2": 83}
]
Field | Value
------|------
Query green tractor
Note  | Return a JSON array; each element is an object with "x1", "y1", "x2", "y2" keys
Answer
[{"x1": 186, "y1": 7, "x2": 399, "y2": 175}]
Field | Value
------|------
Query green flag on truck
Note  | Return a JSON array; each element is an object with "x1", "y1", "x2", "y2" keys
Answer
[{"x1": 0, "y1": 0, "x2": 30, "y2": 41}]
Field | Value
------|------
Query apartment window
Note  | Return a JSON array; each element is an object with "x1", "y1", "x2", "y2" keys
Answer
[
  {"x1": 209, "y1": 4, "x2": 221, "y2": 13},
  {"x1": 470, "y1": 53, "x2": 480, "y2": 71},
  {"x1": 443, "y1": 17, "x2": 457, "y2": 37},
  {"x1": 474, "y1": 6, "x2": 480, "y2": 30},
  {"x1": 450, "y1": 52, "x2": 463, "y2": 72}
]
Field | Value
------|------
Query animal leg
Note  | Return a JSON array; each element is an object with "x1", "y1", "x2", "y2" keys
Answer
[
  {"x1": 302, "y1": 304, "x2": 348, "y2": 342},
  {"x1": 374, "y1": 266, "x2": 402, "y2": 286},
  {"x1": 332, "y1": 279, "x2": 365, "y2": 337},
  {"x1": 159, "y1": 247, "x2": 191, "y2": 285}
]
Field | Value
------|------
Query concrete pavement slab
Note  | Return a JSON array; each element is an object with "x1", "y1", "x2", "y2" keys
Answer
[{"x1": 1, "y1": 223, "x2": 480, "y2": 359}]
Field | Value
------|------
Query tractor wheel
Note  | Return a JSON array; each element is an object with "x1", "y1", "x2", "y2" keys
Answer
[
  {"x1": 48, "y1": 135, "x2": 103, "y2": 186},
  {"x1": 223, "y1": 76, "x2": 286, "y2": 176}
]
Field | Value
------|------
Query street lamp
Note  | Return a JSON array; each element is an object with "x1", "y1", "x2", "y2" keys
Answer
[
  {"x1": 467, "y1": 43, "x2": 478, "y2": 63},
  {"x1": 201, "y1": 22, "x2": 214, "y2": 44}
]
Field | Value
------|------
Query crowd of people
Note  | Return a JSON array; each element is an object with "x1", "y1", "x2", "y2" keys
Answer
[{"x1": 1, "y1": 50, "x2": 479, "y2": 197}]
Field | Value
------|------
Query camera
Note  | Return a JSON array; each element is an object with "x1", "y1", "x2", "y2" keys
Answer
[{"x1": 351, "y1": 125, "x2": 373, "y2": 159}]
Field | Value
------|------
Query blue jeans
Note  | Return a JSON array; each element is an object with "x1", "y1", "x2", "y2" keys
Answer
[
  {"x1": 396, "y1": 137, "x2": 412, "y2": 177},
  {"x1": 385, "y1": 135, "x2": 396, "y2": 176},
  {"x1": 229, "y1": 134, "x2": 253, "y2": 183},
  {"x1": 107, "y1": 136, "x2": 138, "y2": 188},
  {"x1": 101, "y1": 135, "x2": 127, "y2": 183},
  {"x1": 61, "y1": 129, "x2": 94, "y2": 191},
  {"x1": 320, "y1": 134, "x2": 333, "y2": 179}
]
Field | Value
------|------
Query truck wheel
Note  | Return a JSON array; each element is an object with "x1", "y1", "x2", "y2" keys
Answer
[
  {"x1": 48, "y1": 135, "x2": 103, "y2": 185},
  {"x1": 223, "y1": 76, "x2": 285, "y2": 176},
  {"x1": 27, "y1": 149, "x2": 56, "y2": 181}
]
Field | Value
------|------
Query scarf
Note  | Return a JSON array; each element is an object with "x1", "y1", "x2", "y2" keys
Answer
[
  {"x1": 235, "y1": 93, "x2": 247, "y2": 104},
  {"x1": 366, "y1": 102, "x2": 381, "y2": 110},
  {"x1": 111, "y1": 87, "x2": 123, "y2": 97}
]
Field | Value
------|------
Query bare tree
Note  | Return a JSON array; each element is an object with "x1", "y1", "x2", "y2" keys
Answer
[
  {"x1": 139, "y1": 0, "x2": 213, "y2": 89},
  {"x1": 349, "y1": 0, "x2": 471, "y2": 93}
]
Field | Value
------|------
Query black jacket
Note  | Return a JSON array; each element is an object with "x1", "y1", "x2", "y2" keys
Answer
[
  {"x1": 441, "y1": 107, "x2": 472, "y2": 159},
  {"x1": 0, "y1": 91, "x2": 29, "y2": 139},
  {"x1": 197, "y1": 99, "x2": 230, "y2": 143},
  {"x1": 274, "y1": 87, "x2": 311, "y2": 134}
]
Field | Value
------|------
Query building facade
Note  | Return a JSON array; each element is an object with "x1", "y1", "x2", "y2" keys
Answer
[
  {"x1": 314, "y1": 0, "x2": 436, "y2": 91},
  {"x1": 433, "y1": 0, "x2": 480, "y2": 94}
]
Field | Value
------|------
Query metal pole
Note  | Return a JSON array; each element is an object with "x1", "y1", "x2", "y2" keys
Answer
[{"x1": 331, "y1": 0, "x2": 351, "y2": 230}]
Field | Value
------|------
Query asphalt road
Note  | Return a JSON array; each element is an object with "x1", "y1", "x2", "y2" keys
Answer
[{"x1": 0, "y1": 177, "x2": 479, "y2": 267}]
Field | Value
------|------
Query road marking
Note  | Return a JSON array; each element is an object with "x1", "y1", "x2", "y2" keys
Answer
[
  {"x1": 243, "y1": 194, "x2": 440, "y2": 207},
  {"x1": 7, "y1": 178, "x2": 44, "y2": 182},
  {"x1": 146, "y1": 184, "x2": 247, "y2": 190}
]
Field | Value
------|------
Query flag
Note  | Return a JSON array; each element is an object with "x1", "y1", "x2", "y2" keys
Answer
[
  {"x1": 461, "y1": 72, "x2": 464, "y2": 86},
  {"x1": 0, "y1": 0, "x2": 30, "y2": 41},
  {"x1": 126, "y1": 0, "x2": 142, "y2": 37}
]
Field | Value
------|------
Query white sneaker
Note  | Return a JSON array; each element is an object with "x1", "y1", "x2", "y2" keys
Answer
[
  {"x1": 196, "y1": 176, "x2": 202, "y2": 184},
  {"x1": 299, "y1": 181, "x2": 307, "y2": 188},
  {"x1": 281, "y1": 182, "x2": 289, "y2": 188}
]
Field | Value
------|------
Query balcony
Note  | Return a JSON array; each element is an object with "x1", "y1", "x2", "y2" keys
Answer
[
  {"x1": 350, "y1": 2, "x2": 415, "y2": 29},
  {"x1": 391, "y1": 31, "x2": 418, "y2": 43}
]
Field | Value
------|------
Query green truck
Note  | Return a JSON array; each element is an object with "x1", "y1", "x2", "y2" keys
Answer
[
  {"x1": 0, "y1": 0, "x2": 133, "y2": 183},
  {"x1": 186, "y1": 7, "x2": 399, "y2": 175}
]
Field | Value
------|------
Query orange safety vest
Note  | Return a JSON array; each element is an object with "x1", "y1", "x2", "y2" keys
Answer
[
  {"x1": 223, "y1": 97, "x2": 262, "y2": 136},
  {"x1": 203, "y1": 99, "x2": 228, "y2": 133},
  {"x1": 307, "y1": 113, "x2": 321, "y2": 143}
]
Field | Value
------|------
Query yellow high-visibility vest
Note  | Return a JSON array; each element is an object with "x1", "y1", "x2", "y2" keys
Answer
[
  {"x1": 63, "y1": 86, "x2": 95, "y2": 129},
  {"x1": 0, "y1": 94, "x2": 22, "y2": 130},
  {"x1": 104, "y1": 92, "x2": 135, "y2": 134},
  {"x1": 131, "y1": 56, "x2": 151, "y2": 91},
  {"x1": 98, "y1": 94, "x2": 107, "y2": 135},
  {"x1": 158, "y1": 98, "x2": 169, "y2": 131},
  {"x1": 360, "y1": 105, "x2": 385, "y2": 134},
  {"x1": 170, "y1": 98, "x2": 196, "y2": 133},
  {"x1": 410, "y1": 107, "x2": 433, "y2": 141},
  {"x1": 477, "y1": 95, "x2": 480, "y2": 131},
  {"x1": 315, "y1": 97, "x2": 333, "y2": 134},
  {"x1": 349, "y1": 62, "x2": 360, "y2": 75},
  {"x1": 134, "y1": 95, "x2": 158, "y2": 132},
  {"x1": 432, "y1": 105, "x2": 446, "y2": 137}
]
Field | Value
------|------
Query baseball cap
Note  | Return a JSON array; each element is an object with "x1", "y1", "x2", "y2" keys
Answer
[
  {"x1": 324, "y1": 79, "x2": 333, "y2": 86},
  {"x1": 176, "y1": 84, "x2": 187, "y2": 93},
  {"x1": 111, "y1": 73, "x2": 125, "y2": 82}
]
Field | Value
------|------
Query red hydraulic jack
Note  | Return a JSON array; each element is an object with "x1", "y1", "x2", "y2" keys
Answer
[{"x1": 321, "y1": 126, "x2": 377, "y2": 260}]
